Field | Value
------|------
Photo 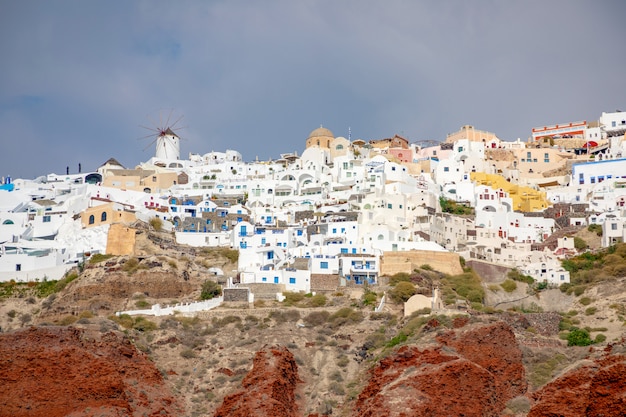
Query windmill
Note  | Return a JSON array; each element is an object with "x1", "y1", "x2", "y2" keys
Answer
[{"x1": 140, "y1": 110, "x2": 186, "y2": 161}]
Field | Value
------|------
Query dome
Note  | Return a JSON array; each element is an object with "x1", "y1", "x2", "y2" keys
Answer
[{"x1": 308, "y1": 126, "x2": 334, "y2": 140}]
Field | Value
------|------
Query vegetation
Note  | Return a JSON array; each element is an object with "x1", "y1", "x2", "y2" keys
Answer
[
  {"x1": 88, "y1": 253, "x2": 114, "y2": 264},
  {"x1": 122, "y1": 258, "x2": 146, "y2": 275},
  {"x1": 507, "y1": 269, "x2": 535, "y2": 285},
  {"x1": 573, "y1": 236, "x2": 587, "y2": 251},
  {"x1": 200, "y1": 280, "x2": 222, "y2": 300},
  {"x1": 149, "y1": 217, "x2": 163, "y2": 231},
  {"x1": 567, "y1": 327, "x2": 593, "y2": 346},
  {"x1": 560, "y1": 242, "x2": 626, "y2": 292},
  {"x1": 500, "y1": 279, "x2": 517, "y2": 293},
  {"x1": 587, "y1": 223, "x2": 603, "y2": 236},
  {"x1": 440, "y1": 270, "x2": 484, "y2": 305},
  {"x1": 389, "y1": 281, "x2": 417, "y2": 303},
  {"x1": 439, "y1": 197, "x2": 475, "y2": 215}
]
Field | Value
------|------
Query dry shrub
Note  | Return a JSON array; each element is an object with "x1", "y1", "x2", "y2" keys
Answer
[{"x1": 304, "y1": 310, "x2": 330, "y2": 327}]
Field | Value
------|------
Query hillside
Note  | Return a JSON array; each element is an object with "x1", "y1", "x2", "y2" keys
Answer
[{"x1": 0, "y1": 226, "x2": 625, "y2": 416}]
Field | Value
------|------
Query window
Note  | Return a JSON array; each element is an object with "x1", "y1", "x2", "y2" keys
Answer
[
  {"x1": 289, "y1": 277, "x2": 296, "y2": 284},
  {"x1": 590, "y1": 177, "x2": 596, "y2": 184},
  {"x1": 88, "y1": 215, "x2": 95, "y2": 225},
  {"x1": 579, "y1": 173, "x2": 584, "y2": 185},
  {"x1": 340, "y1": 248, "x2": 348, "y2": 254},
  {"x1": 43, "y1": 215, "x2": 51, "y2": 223},
  {"x1": 612, "y1": 223, "x2": 618, "y2": 230},
  {"x1": 320, "y1": 261, "x2": 328, "y2": 269},
  {"x1": 297, "y1": 230, "x2": 303, "y2": 236},
  {"x1": 274, "y1": 277, "x2": 279, "y2": 284},
  {"x1": 16, "y1": 264, "x2": 21, "y2": 271},
  {"x1": 332, "y1": 228, "x2": 337, "y2": 234},
  {"x1": 444, "y1": 166, "x2": 449, "y2": 172},
  {"x1": 544, "y1": 153, "x2": 549, "y2": 163},
  {"x1": 262, "y1": 277, "x2": 267, "y2": 282},
  {"x1": 387, "y1": 204, "x2": 392, "y2": 209},
  {"x1": 527, "y1": 151, "x2": 532, "y2": 159},
  {"x1": 101, "y1": 212, "x2": 107, "y2": 222},
  {"x1": 267, "y1": 251, "x2": 274, "y2": 260}
]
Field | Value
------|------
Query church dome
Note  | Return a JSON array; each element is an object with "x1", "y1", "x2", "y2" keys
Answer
[{"x1": 307, "y1": 126, "x2": 334, "y2": 140}]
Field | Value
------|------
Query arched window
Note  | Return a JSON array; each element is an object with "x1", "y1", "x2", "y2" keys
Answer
[
  {"x1": 101, "y1": 212, "x2": 107, "y2": 222},
  {"x1": 88, "y1": 215, "x2": 95, "y2": 225},
  {"x1": 377, "y1": 234, "x2": 384, "y2": 240},
  {"x1": 336, "y1": 144, "x2": 344, "y2": 150},
  {"x1": 2, "y1": 219, "x2": 14, "y2": 225}
]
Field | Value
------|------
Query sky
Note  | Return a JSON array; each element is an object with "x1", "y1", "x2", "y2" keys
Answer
[{"x1": 1, "y1": 1, "x2": 625, "y2": 180}]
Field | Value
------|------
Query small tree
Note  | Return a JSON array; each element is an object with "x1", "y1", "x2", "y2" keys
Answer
[
  {"x1": 389, "y1": 281, "x2": 417, "y2": 303},
  {"x1": 200, "y1": 280, "x2": 222, "y2": 300},
  {"x1": 567, "y1": 327, "x2": 593, "y2": 346}
]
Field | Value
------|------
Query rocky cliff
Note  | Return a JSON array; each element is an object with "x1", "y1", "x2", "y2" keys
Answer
[
  {"x1": 212, "y1": 345, "x2": 302, "y2": 417},
  {"x1": 353, "y1": 321, "x2": 527, "y2": 416},
  {"x1": 0, "y1": 326, "x2": 183, "y2": 417}
]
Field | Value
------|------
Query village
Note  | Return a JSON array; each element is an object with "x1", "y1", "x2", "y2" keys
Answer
[{"x1": 1, "y1": 109, "x2": 625, "y2": 302}]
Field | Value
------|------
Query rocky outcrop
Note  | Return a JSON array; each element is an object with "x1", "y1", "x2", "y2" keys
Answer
[
  {"x1": 528, "y1": 350, "x2": 626, "y2": 416},
  {"x1": 353, "y1": 321, "x2": 527, "y2": 416},
  {"x1": 0, "y1": 326, "x2": 182, "y2": 417},
  {"x1": 213, "y1": 345, "x2": 302, "y2": 417}
]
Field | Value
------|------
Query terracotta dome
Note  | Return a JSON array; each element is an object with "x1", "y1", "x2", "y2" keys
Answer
[{"x1": 307, "y1": 126, "x2": 334, "y2": 140}]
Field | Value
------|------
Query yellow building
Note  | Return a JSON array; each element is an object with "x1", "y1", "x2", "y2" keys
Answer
[
  {"x1": 446, "y1": 125, "x2": 499, "y2": 144},
  {"x1": 101, "y1": 168, "x2": 179, "y2": 193},
  {"x1": 470, "y1": 172, "x2": 550, "y2": 212},
  {"x1": 80, "y1": 202, "x2": 137, "y2": 228},
  {"x1": 305, "y1": 126, "x2": 335, "y2": 149}
]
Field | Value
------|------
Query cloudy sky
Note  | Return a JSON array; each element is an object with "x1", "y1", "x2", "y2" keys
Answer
[{"x1": 1, "y1": 1, "x2": 625, "y2": 179}]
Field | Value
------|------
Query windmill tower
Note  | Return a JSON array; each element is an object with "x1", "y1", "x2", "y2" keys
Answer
[
  {"x1": 141, "y1": 110, "x2": 185, "y2": 161},
  {"x1": 156, "y1": 127, "x2": 180, "y2": 160}
]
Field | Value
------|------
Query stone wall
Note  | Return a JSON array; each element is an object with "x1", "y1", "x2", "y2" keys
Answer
[
  {"x1": 106, "y1": 223, "x2": 136, "y2": 256},
  {"x1": 244, "y1": 283, "x2": 285, "y2": 300},
  {"x1": 223, "y1": 287, "x2": 250, "y2": 302},
  {"x1": 466, "y1": 260, "x2": 513, "y2": 283},
  {"x1": 380, "y1": 250, "x2": 463, "y2": 277},
  {"x1": 311, "y1": 274, "x2": 339, "y2": 292}
]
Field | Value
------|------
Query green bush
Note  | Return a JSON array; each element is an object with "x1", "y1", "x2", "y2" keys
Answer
[
  {"x1": 329, "y1": 308, "x2": 363, "y2": 328},
  {"x1": 308, "y1": 293, "x2": 327, "y2": 307},
  {"x1": 88, "y1": 253, "x2": 114, "y2": 264},
  {"x1": 386, "y1": 332, "x2": 408, "y2": 348},
  {"x1": 579, "y1": 297, "x2": 592, "y2": 306},
  {"x1": 133, "y1": 317, "x2": 157, "y2": 332},
  {"x1": 200, "y1": 280, "x2": 222, "y2": 300},
  {"x1": 507, "y1": 269, "x2": 535, "y2": 284},
  {"x1": 594, "y1": 334, "x2": 606, "y2": 343},
  {"x1": 574, "y1": 236, "x2": 587, "y2": 250},
  {"x1": 585, "y1": 307, "x2": 597, "y2": 316},
  {"x1": 388, "y1": 272, "x2": 411, "y2": 286},
  {"x1": 587, "y1": 223, "x2": 602, "y2": 236},
  {"x1": 567, "y1": 328, "x2": 593, "y2": 346},
  {"x1": 362, "y1": 290, "x2": 378, "y2": 306},
  {"x1": 282, "y1": 291, "x2": 306, "y2": 306},
  {"x1": 389, "y1": 281, "x2": 417, "y2": 303},
  {"x1": 500, "y1": 279, "x2": 517, "y2": 293}
]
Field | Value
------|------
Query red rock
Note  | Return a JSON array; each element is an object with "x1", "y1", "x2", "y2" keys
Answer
[
  {"x1": 529, "y1": 354, "x2": 626, "y2": 417},
  {"x1": 0, "y1": 326, "x2": 182, "y2": 417},
  {"x1": 353, "y1": 321, "x2": 527, "y2": 417},
  {"x1": 213, "y1": 345, "x2": 302, "y2": 417}
]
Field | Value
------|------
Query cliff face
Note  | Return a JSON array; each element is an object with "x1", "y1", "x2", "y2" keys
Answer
[
  {"x1": 0, "y1": 326, "x2": 183, "y2": 417},
  {"x1": 528, "y1": 347, "x2": 626, "y2": 417},
  {"x1": 353, "y1": 321, "x2": 526, "y2": 417},
  {"x1": 212, "y1": 345, "x2": 302, "y2": 417}
]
